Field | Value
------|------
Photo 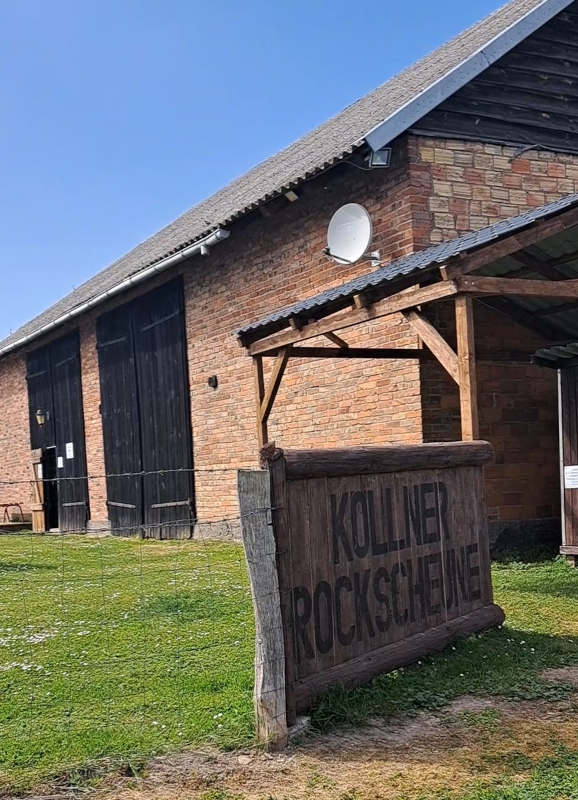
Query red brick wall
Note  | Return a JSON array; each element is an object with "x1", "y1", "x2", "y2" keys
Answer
[{"x1": 0, "y1": 352, "x2": 33, "y2": 515}]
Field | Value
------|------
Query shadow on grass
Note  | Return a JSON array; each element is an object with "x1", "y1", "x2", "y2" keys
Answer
[
  {"x1": 310, "y1": 625, "x2": 578, "y2": 733},
  {"x1": 139, "y1": 591, "x2": 236, "y2": 620},
  {"x1": 0, "y1": 561, "x2": 57, "y2": 573}
]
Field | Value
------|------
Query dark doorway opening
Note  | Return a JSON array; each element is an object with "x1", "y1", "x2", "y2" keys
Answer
[
  {"x1": 96, "y1": 279, "x2": 195, "y2": 539},
  {"x1": 43, "y1": 448, "x2": 59, "y2": 530}
]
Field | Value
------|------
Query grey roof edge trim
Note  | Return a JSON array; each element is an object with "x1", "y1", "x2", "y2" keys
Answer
[
  {"x1": 0, "y1": 228, "x2": 230, "y2": 359},
  {"x1": 365, "y1": 0, "x2": 575, "y2": 152}
]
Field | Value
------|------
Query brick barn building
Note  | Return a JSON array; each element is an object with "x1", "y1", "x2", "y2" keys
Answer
[{"x1": 4, "y1": 0, "x2": 578, "y2": 553}]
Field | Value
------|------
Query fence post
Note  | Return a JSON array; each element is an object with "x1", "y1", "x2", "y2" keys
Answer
[{"x1": 237, "y1": 470, "x2": 288, "y2": 750}]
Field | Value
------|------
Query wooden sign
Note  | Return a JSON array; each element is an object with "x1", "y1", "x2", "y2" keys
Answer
[{"x1": 264, "y1": 442, "x2": 504, "y2": 723}]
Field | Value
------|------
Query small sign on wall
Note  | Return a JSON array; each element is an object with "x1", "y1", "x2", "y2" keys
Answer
[
  {"x1": 57, "y1": 456, "x2": 64, "y2": 469},
  {"x1": 65, "y1": 442, "x2": 74, "y2": 460},
  {"x1": 565, "y1": 466, "x2": 578, "y2": 489}
]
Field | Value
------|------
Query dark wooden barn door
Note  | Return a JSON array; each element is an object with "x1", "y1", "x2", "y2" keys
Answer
[
  {"x1": 96, "y1": 310, "x2": 142, "y2": 536},
  {"x1": 26, "y1": 347, "x2": 56, "y2": 451},
  {"x1": 133, "y1": 281, "x2": 195, "y2": 539},
  {"x1": 96, "y1": 279, "x2": 195, "y2": 539},
  {"x1": 50, "y1": 334, "x2": 89, "y2": 532},
  {"x1": 26, "y1": 332, "x2": 89, "y2": 532}
]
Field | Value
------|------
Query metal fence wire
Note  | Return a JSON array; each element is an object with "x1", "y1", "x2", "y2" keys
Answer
[{"x1": 0, "y1": 468, "x2": 268, "y2": 789}]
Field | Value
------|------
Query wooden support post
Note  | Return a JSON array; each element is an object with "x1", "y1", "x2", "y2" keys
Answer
[
  {"x1": 253, "y1": 356, "x2": 267, "y2": 448},
  {"x1": 238, "y1": 469, "x2": 288, "y2": 749},
  {"x1": 456, "y1": 296, "x2": 479, "y2": 441}
]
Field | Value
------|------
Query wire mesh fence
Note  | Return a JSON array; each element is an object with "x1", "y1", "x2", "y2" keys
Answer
[{"x1": 0, "y1": 468, "x2": 268, "y2": 792}]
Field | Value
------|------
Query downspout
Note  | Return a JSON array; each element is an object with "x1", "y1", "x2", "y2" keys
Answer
[{"x1": 0, "y1": 228, "x2": 230, "y2": 357}]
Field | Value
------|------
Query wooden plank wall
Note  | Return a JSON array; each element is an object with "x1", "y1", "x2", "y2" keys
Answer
[
  {"x1": 266, "y1": 442, "x2": 504, "y2": 717},
  {"x1": 412, "y1": 5, "x2": 578, "y2": 154}
]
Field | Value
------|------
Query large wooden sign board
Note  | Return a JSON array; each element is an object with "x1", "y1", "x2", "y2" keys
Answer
[{"x1": 264, "y1": 442, "x2": 504, "y2": 724}]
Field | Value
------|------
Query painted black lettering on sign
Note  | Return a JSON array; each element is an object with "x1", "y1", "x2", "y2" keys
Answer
[
  {"x1": 403, "y1": 485, "x2": 422, "y2": 546},
  {"x1": 351, "y1": 491, "x2": 371, "y2": 559},
  {"x1": 334, "y1": 575, "x2": 355, "y2": 646},
  {"x1": 466, "y1": 543, "x2": 481, "y2": 601},
  {"x1": 373, "y1": 567, "x2": 392, "y2": 633},
  {"x1": 313, "y1": 581, "x2": 334, "y2": 654},
  {"x1": 332, "y1": 493, "x2": 353, "y2": 565},
  {"x1": 354, "y1": 569, "x2": 375, "y2": 641},
  {"x1": 290, "y1": 541, "x2": 483, "y2": 659},
  {"x1": 391, "y1": 562, "x2": 408, "y2": 626},
  {"x1": 438, "y1": 482, "x2": 450, "y2": 540},
  {"x1": 292, "y1": 586, "x2": 314, "y2": 662},
  {"x1": 369, "y1": 490, "x2": 388, "y2": 555},
  {"x1": 420, "y1": 483, "x2": 438, "y2": 544}
]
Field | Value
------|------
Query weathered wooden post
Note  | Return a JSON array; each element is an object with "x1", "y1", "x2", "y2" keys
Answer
[{"x1": 237, "y1": 469, "x2": 288, "y2": 749}]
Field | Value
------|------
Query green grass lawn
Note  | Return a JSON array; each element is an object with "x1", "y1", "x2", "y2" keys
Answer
[
  {"x1": 0, "y1": 534, "x2": 255, "y2": 792},
  {"x1": 2, "y1": 536, "x2": 578, "y2": 798}
]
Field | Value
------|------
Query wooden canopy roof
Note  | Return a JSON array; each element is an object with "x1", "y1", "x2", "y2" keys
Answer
[{"x1": 239, "y1": 195, "x2": 578, "y2": 449}]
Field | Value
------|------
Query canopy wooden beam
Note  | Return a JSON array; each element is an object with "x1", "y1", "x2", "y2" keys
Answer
[
  {"x1": 535, "y1": 299, "x2": 578, "y2": 316},
  {"x1": 456, "y1": 275, "x2": 578, "y2": 298},
  {"x1": 402, "y1": 310, "x2": 459, "y2": 383},
  {"x1": 456, "y1": 296, "x2": 479, "y2": 441},
  {"x1": 443, "y1": 206, "x2": 578, "y2": 280},
  {"x1": 261, "y1": 347, "x2": 292, "y2": 426},
  {"x1": 248, "y1": 281, "x2": 459, "y2": 355},
  {"x1": 323, "y1": 332, "x2": 349, "y2": 348},
  {"x1": 476, "y1": 296, "x2": 564, "y2": 342},
  {"x1": 265, "y1": 347, "x2": 426, "y2": 359},
  {"x1": 508, "y1": 251, "x2": 569, "y2": 281}
]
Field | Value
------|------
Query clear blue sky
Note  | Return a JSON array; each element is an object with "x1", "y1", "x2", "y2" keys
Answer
[{"x1": 0, "y1": 0, "x2": 505, "y2": 339}]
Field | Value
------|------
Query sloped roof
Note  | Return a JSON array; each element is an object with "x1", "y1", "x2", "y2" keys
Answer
[
  {"x1": 237, "y1": 193, "x2": 578, "y2": 341},
  {"x1": 1, "y1": 0, "x2": 571, "y2": 356}
]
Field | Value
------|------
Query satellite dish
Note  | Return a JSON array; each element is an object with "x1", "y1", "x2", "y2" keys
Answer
[{"x1": 326, "y1": 203, "x2": 373, "y2": 265}]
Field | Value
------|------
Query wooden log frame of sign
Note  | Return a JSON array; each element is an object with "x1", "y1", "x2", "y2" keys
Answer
[
  {"x1": 261, "y1": 442, "x2": 505, "y2": 719},
  {"x1": 237, "y1": 469, "x2": 288, "y2": 749}
]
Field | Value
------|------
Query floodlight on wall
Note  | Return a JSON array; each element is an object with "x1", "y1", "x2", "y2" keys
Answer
[
  {"x1": 368, "y1": 147, "x2": 392, "y2": 168},
  {"x1": 35, "y1": 408, "x2": 47, "y2": 427}
]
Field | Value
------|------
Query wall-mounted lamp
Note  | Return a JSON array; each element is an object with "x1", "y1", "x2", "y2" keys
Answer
[
  {"x1": 284, "y1": 189, "x2": 301, "y2": 202},
  {"x1": 208, "y1": 376, "x2": 218, "y2": 390},
  {"x1": 35, "y1": 408, "x2": 47, "y2": 427}
]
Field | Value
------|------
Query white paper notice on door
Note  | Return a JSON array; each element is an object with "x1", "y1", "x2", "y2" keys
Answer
[
  {"x1": 57, "y1": 456, "x2": 64, "y2": 469},
  {"x1": 37, "y1": 464, "x2": 43, "y2": 480},
  {"x1": 65, "y1": 442, "x2": 74, "y2": 460},
  {"x1": 564, "y1": 465, "x2": 578, "y2": 489}
]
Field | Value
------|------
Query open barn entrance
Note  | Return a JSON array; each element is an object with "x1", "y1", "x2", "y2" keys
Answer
[
  {"x1": 96, "y1": 278, "x2": 195, "y2": 539},
  {"x1": 238, "y1": 197, "x2": 578, "y2": 558}
]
